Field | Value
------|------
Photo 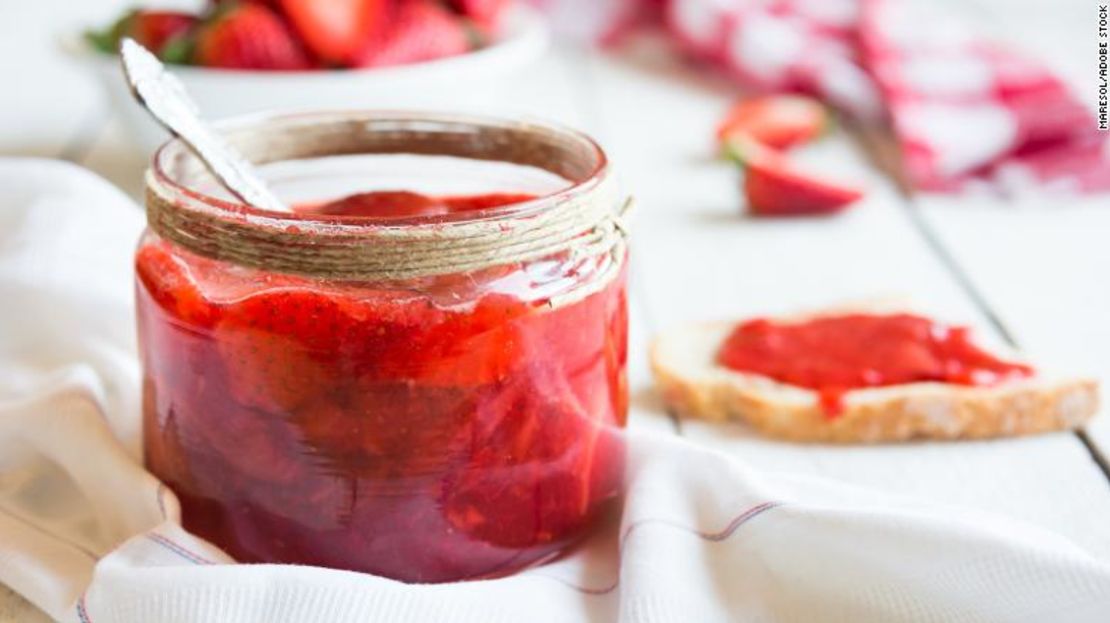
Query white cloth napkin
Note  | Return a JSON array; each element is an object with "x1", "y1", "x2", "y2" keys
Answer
[{"x1": 2, "y1": 157, "x2": 1110, "y2": 623}]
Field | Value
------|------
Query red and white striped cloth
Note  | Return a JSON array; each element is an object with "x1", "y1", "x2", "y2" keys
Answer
[{"x1": 532, "y1": 0, "x2": 1110, "y2": 195}]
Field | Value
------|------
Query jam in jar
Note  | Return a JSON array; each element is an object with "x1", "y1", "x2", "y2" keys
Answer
[{"x1": 137, "y1": 112, "x2": 629, "y2": 582}]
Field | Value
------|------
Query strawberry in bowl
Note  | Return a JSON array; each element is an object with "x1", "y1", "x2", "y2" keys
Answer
[
  {"x1": 78, "y1": 0, "x2": 548, "y2": 150},
  {"x1": 87, "y1": 0, "x2": 506, "y2": 71},
  {"x1": 191, "y1": 4, "x2": 312, "y2": 70}
]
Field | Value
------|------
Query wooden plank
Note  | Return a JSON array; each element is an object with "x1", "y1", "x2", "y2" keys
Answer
[
  {"x1": 0, "y1": 586, "x2": 49, "y2": 623},
  {"x1": 906, "y1": 0, "x2": 1110, "y2": 457},
  {"x1": 915, "y1": 198, "x2": 1110, "y2": 460},
  {"x1": 578, "y1": 34, "x2": 1110, "y2": 559}
]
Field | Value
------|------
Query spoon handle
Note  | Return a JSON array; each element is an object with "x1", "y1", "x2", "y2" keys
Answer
[{"x1": 119, "y1": 38, "x2": 289, "y2": 213}]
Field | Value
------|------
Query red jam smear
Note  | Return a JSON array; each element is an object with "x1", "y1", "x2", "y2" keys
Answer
[
  {"x1": 296, "y1": 190, "x2": 538, "y2": 219},
  {"x1": 136, "y1": 192, "x2": 627, "y2": 583},
  {"x1": 716, "y1": 313, "x2": 1034, "y2": 417}
]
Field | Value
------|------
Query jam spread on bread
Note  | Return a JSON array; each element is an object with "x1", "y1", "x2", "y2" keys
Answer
[{"x1": 716, "y1": 313, "x2": 1034, "y2": 416}]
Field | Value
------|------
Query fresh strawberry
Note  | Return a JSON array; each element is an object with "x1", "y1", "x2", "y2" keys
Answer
[
  {"x1": 214, "y1": 289, "x2": 359, "y2": 412},
  {"x1": 87, "y1": 9, "x2": 198, "y2": 60},
  {"x1": 729, "y1": 138, "x2": 863, "y2": 217},
  {"x1": 448, "y1": 0, "x2": 511, "y2": 30},
  {"x1": 354, "y1": 0, "x2": 471, "y2": 68},
  {"x1": 280, "y1": 0, "x2": 389, "y2": 65},
  {"x1": 717, "y1": 95, "x2": 828, "y2": 151},
  {"x1": 194, "y1": 4, "x2": 310, "y2": 70}
]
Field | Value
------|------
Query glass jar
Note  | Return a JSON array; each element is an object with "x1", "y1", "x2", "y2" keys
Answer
[{"x1": 136, "y1": 111, "x2": 629, "y2": 583}]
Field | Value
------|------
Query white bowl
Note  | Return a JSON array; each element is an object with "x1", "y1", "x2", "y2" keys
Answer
[{"x1": 75, "y1": 6, "x2": 549, "y2": 153}]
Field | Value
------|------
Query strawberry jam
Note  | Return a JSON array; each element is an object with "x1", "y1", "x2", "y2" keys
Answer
[
  {"x1": 137, "y1": 193, "x2": 627, "y2": 582},
  {"x1": 716, "y1": 313, "x2": 1034, "y2": 416},
  {"x1": 296, "y1": 190, "x2": 538, "y2": 219}
]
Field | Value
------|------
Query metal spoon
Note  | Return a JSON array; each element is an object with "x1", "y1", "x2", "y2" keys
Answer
[{"x1": 119, "y1": 38, "x2": 289, "y2": 213}]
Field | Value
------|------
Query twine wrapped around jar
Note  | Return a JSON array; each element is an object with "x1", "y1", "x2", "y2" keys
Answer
[{"x1": 145, "y1": 112, "x2": 631, "y2": 303}]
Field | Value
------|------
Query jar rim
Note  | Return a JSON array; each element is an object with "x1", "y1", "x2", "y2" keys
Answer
[
  {"x1": 149, "y1": 109, "x2": 611, "y2": 229},
  {"x1": 143, "y1": 110, "x2": 628, "y2": 283}
]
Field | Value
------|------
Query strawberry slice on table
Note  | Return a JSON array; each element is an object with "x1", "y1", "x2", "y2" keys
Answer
[
  {"x1": 280, "y1": 0, "x2": 389, "y2": 65},
  {"x1": 729, "y1": 138, "x2": 864, "y2": 217},
  {"x1": 87, "y1": 9, "x2": 198, "y2": 60},
  {"x1": 194, "y1": 4, "x2": 310, "y2": 70},
  {"x1": 354, "y1": 0, "x2": 472, "y2": 68},
  {"x1": 717, "y1": 95, "x2": 828, "y2": 151}
]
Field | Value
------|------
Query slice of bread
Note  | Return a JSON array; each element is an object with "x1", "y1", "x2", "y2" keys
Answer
[{"x1": 650, "y1": 316, "x2": 1099, "y2": 443}]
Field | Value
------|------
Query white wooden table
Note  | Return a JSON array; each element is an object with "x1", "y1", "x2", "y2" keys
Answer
[{"x1": 3, "y1": 0, "x2": 1108, "y2": 619}]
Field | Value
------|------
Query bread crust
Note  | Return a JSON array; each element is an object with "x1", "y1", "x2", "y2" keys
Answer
[{"x1": 650, "y1": 321, "x2": 1100, "y2": 443}]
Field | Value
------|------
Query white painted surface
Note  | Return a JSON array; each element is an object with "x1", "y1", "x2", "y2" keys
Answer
[
  {"x1": 581, "y1": 38, "x2": 1110, "y2": 560},
  {"x1": 2, "y1": 0, "x2": 1108, "y2": 619},
  {"x1": 911, "y1": 0, "x2": 1110, "y2": 453}
]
